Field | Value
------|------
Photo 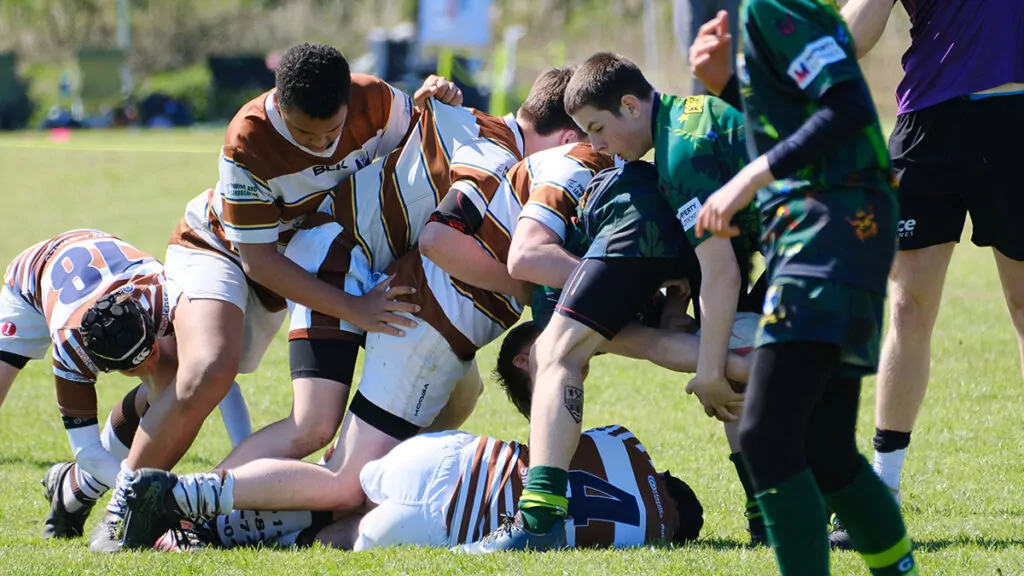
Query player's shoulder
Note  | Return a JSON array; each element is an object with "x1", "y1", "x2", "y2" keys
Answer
[
  {"x1": 747, "y1": 0, "x2": 843, "y2": 26},
  {"x1": 531, "y1": 143, "x2": 614, "y2": 177},
  {"x1": 452, "y1": 136, "x2": 520, "y2": 175},
  {"x1": 222, "y1": 90, "x2": 278, "y2": 165},
  {"x1": 347, "y1": 73, "x2": 393, "y2": 109}
]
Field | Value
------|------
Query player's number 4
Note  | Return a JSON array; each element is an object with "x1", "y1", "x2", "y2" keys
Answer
[
  {"x1": 568, "y1": 470, "x2": 641, "y2": 527},
  {"x1": 51, "y1": 241, "x2": 143, "y2": 305}
]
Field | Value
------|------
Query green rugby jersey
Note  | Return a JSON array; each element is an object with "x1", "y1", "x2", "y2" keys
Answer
[{"x1": 736, "y1": 0, "x2": 893, "y2": 198}]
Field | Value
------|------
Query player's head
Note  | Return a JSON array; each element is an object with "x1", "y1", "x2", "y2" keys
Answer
[
  {"x1": 79, "y1": 293, "x2": 157, "y2": 375},
  {"x1": 564, "y1": 52, "x2": 656, "y2": 161},
  {"x1": 275, "y1": 42, "x2": 352, "y2": 153},
  {"x1": 517, "y1": 66, "x2": 587, "y2": 156},
  {"x1": 493, "y1": 320, "x2": 544, "y2": 420},
  {"x1": 660, "y1": 469, "x2": 705, "y2": 544}
]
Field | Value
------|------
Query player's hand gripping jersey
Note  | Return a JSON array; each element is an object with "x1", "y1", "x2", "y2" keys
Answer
[
  {"x1": 171, "y1": 75, "x2": 414, "y2": 272},
  {"x1": 357, "y1": 425, "x2": 680, "y2": 549},
  {"x1": 0, "y1": 230, "x2": 171, "y2": 426}
]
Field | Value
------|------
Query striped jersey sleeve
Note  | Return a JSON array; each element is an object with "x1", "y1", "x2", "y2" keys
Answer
[{"x1": 519, "y1": 143, "x2": 616, "y2": 241}]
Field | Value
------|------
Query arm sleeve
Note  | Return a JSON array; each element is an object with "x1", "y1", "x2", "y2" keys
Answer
[
  {"x1": 427, "y1": 139, "x2": 517, "y2": 234},
  {"x1": 367, "y1": 77, "x2": 415, "y2": 160},
  {"x1": 747, "y1": 0, "x2": 861, "y2": 100},
  {"x1": 718, "y1": 75, "x2": 742, "y2": 110},
  {"x1": 217, "y1": 147, "x2": 281, "y2": 244},
  {"x1": 519, "y1": 161, "x2": 595, "y2": 242},
  {"x1": 764, "y1": 78, "x2": 875, "y2": 179}
]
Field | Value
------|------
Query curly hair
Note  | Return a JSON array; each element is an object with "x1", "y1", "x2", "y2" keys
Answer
[{"x1": 275, "y1": 42, "x2": 352, "y2": 119}]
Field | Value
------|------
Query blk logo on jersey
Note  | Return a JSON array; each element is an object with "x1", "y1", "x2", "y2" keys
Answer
[{"x1": 0, "y1": 322, "x2": 15, "y2": 337}]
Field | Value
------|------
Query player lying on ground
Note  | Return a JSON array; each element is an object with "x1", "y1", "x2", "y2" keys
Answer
[
  {"x1": 506, "y1": 136, "x2": 767, "y2": 543},
  {"x1": 693, "y1": 0, "x2": 917, "y2": 573},
  {"x1": 217, "y1": 67, "x2": 587, "y2": 470},
  {"x1": 136, "y1": 356, "x2": 705, "y2": 552},
  {"x1": 113, "y1": 76, "x2": 600, "y2": 551},
  {"x1": 91, "y1": 42, "x2": 464, "y2": 552},
  {"x1": 154, "y1": 426, "x2": 703, "y2": 552},
  {"x1": 0, "y1": 230, "x2": 250, "y2": 539},
  {"x1": 458, "y1": 53, "x2": 765, "y2": 551}
]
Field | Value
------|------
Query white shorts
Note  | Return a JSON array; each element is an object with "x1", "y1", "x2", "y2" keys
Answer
[
  {"x1": 354, "y1": 430, "x2": 474, "y2": 551},
  {"x1": 0, "y1": 285, "x2": 50, "y2": 361},
  {"x1": 164, "y1": 245, "x2": 286, "y2": 374},
  {"x1": 282, "y1": 223, "x2": 374, "y2": 342},
  {"x1": 355, "y1": 317, "x2": 473, "y2": 431}
]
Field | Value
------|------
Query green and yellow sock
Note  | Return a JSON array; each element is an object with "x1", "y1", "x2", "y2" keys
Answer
[
  {"x1": 730, "y1": 452, "x2": 764, "y2": 532},
  {"x1": 756, "y1": 469, "x2": 829, "y2": 575},
  {"x1": 518, "y1": 465, "x2": 569, "y2": 533},
  {"x1": 824, "y1": 457, "x2": 918, "y2": 575}
]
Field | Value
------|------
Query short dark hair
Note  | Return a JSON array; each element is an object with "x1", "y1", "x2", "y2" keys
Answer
[
  {"x1": 519, "y1": 66, "x2": 584, "y2": 137},
  {"x1": 493, "y1": 321, "x2": 543, "y2": 420},
  {"x1": 564, "y1": 52, "x2": 655, "y2": 116},
  {"x1": 275, "y1": 42, "x2": 352, "y2": 119},
  {"x1": 662, "y1": 470, "x2": 704, "y2": 544}
]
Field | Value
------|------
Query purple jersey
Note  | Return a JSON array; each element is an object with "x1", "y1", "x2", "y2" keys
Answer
[{"x1": 896, "y1": 0, "x2": 1024, "y2": 114}]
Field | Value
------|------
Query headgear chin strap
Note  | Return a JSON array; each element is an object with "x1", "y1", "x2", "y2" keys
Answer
[{"x1": 79, "y1": 293, "x2": 156, "y2": 372}]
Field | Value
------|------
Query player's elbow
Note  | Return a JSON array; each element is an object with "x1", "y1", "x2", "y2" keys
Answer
[{"x1": 419, "y1": 222, "x2": 447, "y2": 261}]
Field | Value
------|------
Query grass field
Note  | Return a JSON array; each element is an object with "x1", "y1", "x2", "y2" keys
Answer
[{"x1": 0, "y1": 128, "x2": 1022, "y2": 575}]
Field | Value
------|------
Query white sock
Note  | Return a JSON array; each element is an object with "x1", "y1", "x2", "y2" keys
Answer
[
  {"x1": 215, "y1": 510, "x2": 313, "y2": 548},
  {"x1": 100, "y1": 412, "x2": 131, "y2": 461},
  {"x1": 106, "y1": 460, "x2": 135, "y2": 516},
  {"x1": 218, "y1": 381, "x2": 252, "y2": 448},
  {"x1": 172, "y1": 471, "x2": 235, "y2": 520},
  {"x1": 873, "y1": 448, "x2": 907, "y2": 499},
  {"x1": 60, "y1": 463, "x2": 108, "y2": 513}
]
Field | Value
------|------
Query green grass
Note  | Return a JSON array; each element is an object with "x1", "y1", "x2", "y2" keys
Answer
[{"x1": 1, "y1": 129, "x2": 1023, "y2": 575}]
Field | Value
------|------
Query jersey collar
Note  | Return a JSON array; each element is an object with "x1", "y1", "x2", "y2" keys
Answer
[
  {"x1": 649, "y1": 91, "x2": 661, "y2": 144},
  {"x1": 504, "y1": 112, "x2": 526, "y2": 158},
  {"x1": 265, "y1": 90, "x2": 340, "y2": 158}
]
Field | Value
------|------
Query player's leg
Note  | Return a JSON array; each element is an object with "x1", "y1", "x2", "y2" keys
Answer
[
  {"x1": 473, "y1": 257, "x2": 678, "y2": 552},
  {"x1": 217, "y1": 223, "x2": 367, "y2": 466},
  {"x1": 0, "y1": 357, "x2": 21, "y2": 411},
  {"x1": 423, "y1": 361, "x2": 484, "y2": 432},
  {"x1": 994, "y1": 251, "x2": 1024, "y2": 377},
  {"x1": 217, "y1": 381, "x2": 252, "y2": 448},
  {"x1": 740, "y1": 340, "x2": 837, "y2": 574},
  {"x1": 92, "y1": 248, "x2": 250, "y2": 553},
  {"x1": 809, "y1": 371, "x2": 917, "y2": 576},
  {"x1": 870, "y1": 99, "x2": 969, "y2": 503},
  {"x1": 0, "y1": 282, "x2": 51, "y2": 408}
]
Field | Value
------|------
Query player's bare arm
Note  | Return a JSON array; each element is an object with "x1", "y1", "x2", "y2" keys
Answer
[
  {"x1": 507, "y1": 218, "x2": 579, "y2": 289},
  {"x1": 236, "y1": 242, "x2": 419, "y2": 336},
  {"x1": 841, "y1": 0, "x2": 897, "y2": 59},
  {"x1": 687, "y1": 237, "x2": 744, "y2": 422},
  {"x1": 419, "y1": 222, "x2": 532, "y2": 303}
]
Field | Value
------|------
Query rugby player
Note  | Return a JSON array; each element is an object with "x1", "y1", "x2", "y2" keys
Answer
[
  {"x1": 153, "y1": 425, "x2": 703, "y2": 552},
  {"x1": 458, "y1": 54, "x2": 763, "y2": 552},
  {"x1": 217, "y1": 68, "x2": 585, "y2": 468},
  {"x1": 0, "y1": 230, "x2": 248, "y2": 538},
  {"x1": 90, "y1": 42, "x2": 463, "y2": 552},
  {"x1": 114, "y1": 82, "x2": 613, "y2": 551},
  {"x1": 693, "y1": 0, "x2": 916, "y2": 573}
]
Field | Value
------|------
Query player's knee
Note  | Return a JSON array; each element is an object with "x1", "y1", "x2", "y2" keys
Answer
[
  {"x1": 175, "y1": 354, "x2": 241, "y2": 412},
  {"x1": 887, "y1": 288, "x2": 939, "y2": 335},
  {"x1": 324, "y1": 473, "x2": 366, "y2": 511},
  {"x1": 291, "y1": 420, "x2": 341, "y2": 456}
]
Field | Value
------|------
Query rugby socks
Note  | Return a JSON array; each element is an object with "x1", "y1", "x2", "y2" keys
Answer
[
  {"x1": 171, "y1": 471, "x2": 235, "y2": 519},
  {"x1": 519, "y1": 466, "x2": 569, "y2": 533},
  {"x1": 106, "y1": 460, "x2": 136, "y2": 516},
  {"x1": 824, "y1": 457, "x2": 917, "y2": 575},
  {"x1": 102, "y1": 384, "x2": 147, "y2": 461},
  {"x1": 873, "y1": 428, "x2": 911, "y2": 501},
  {"x1": 60, "y1": 463, "x2": 106, "y2": 514},
  {"x1": 729, "y1": 452, "x2": 764, "y2": 536},
  {"x1": 215, "y1": 510, "x2": 315, "y2": 548},
  {"x1": 755, "y1": 470, "x2": 829, "y2": 575},
  {"x1": 218, "y1": 381, "x2": 252, "y2": 448}
]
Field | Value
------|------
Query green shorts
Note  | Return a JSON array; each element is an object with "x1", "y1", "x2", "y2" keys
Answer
[{"x1": 756, "y1": 276, "x2": 885, "y2": 378}]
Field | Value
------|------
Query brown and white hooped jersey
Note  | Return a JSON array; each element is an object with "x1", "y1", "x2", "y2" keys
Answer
[
  {"x1": 422, "y1": 142, "x2": 611, "y2": 351},
  {"x1": 516, "y1": 143, "x2": 618, "y2": 241},
  {"x1": 327, "y1": 100, "x2": 524, "y2": 273},
  {"x1": 172, "y1": 74, "x2": 414, "y2": 260},
  {"x1": 2, "y1": 230, "x2": 172, "y2": 423},
  {"x1": 443, "y1": 425, "x2": 679, "y2": 547}
]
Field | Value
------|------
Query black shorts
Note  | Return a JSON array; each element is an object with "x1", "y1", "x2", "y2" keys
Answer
[
  {"x1": 889, "y1": 92, "x2": 1024, "y2": 260},
  {"x1": 288, "y1": 338, "x2": 360, "y2": 384},
  {"x1": 555, "y1": 257, "x2": 689, "y2": 339}
]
